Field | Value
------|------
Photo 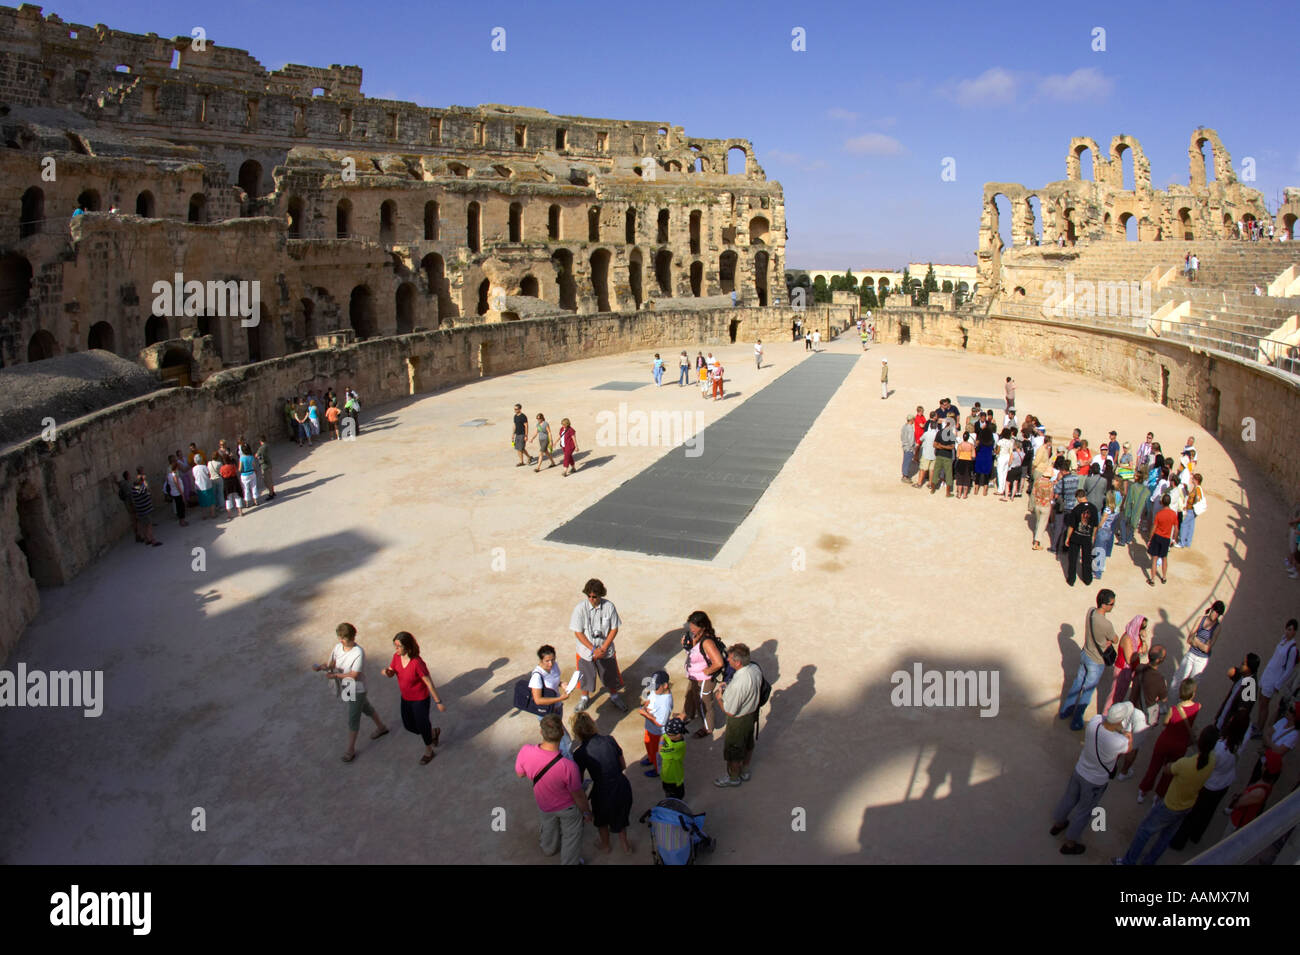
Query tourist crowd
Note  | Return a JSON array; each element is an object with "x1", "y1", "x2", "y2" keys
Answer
[
  {"x1": 114, "y1": 383, "x2": 364, "y2": 545},
  {"x1": 1051, "y1": 594, "x2": 1298, "y2": 864},
  {"x1": 900, "y1": 384, "x2": 1210, "y2": 590},
  {"x1": 313, "y1": 578, "x2": 770, "y2": 865}
]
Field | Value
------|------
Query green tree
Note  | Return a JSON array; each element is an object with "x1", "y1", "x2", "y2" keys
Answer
[
  {"x1": 941, "y1": 279, "x2": 954, "y2": 293},
  {"x1": 813, "y1": 274, "x2": 831, "y2": 304},
  {"x1": 829, "y1": 274, "x2": 844, "y2": 292},
  {"x1": 842, "y1": 269, "x2": 858, "y2": 291},
  {"x1": 859, "y1": 284, "x2": 878, "y2": 309}
]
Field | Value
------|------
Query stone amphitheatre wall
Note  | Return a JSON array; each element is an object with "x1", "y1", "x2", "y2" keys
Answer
[
  {"x1": 0, "y1": 4, "x2": 786, "y2": 372},
  {"x1": 977, "y1": 128, "x2": 1273, "y2": 299},
  {"x1": 0, "y1": 303, "x2": 848, "y2": 661},
  {"x1": 874, "y1": 306, "x2": 1300, "y2": 499}
]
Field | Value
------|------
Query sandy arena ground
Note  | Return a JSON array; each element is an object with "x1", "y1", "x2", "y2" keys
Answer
[{"x1": 1, "y1": 332, "x2": 1295, "y2": 864}]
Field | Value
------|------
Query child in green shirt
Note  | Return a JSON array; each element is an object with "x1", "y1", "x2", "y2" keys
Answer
[{"x1": 659, "y1": 717, "x2": 687, "y2": 799}]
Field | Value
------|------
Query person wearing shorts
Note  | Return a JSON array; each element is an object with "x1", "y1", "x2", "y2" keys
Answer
[
  {"x1": 512, "y1": 403, "x2": 530, "y2": 466},
  {"x1": 318, "y1": 622, "x2": 388, "y2": 762},
  {"x1": 715, "y1": 644, "x2": 762, "y2": 788},
  {"x1": 570, "y1": 578, "x2": 628, "y2": 713},
  {"x1": 1148, "y1": 493, "x2": 1177, "y2": 585}
]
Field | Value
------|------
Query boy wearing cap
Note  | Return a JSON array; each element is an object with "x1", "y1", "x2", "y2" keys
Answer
[
  {"x1": 639, "y1": 671, "x2": 673, "y2": 777},
  {"x1": 659, "y1": 717, "x2": 688, "y2": 799},
  {"x1": 880, "y1": 359, "x2": 888, "y2": 399}
]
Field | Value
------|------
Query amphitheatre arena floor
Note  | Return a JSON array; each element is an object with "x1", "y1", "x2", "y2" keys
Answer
[{"x1": 1, "y1": 332, "x2": 1294, "y2": 865}]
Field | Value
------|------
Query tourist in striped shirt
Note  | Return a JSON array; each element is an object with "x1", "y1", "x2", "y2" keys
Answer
[{"x1": 131, "y1": 469, "x2": 162, "y2": 546}]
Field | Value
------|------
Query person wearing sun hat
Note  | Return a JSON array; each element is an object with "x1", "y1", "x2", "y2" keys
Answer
[
  {"x1": 880, "y1": 358, "x2": 888, "y2": 400},
  {"x1": 1117, "y1": 441, "x2": 1135, "y2": 481}
]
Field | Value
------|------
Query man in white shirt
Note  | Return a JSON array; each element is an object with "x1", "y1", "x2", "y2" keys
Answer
[
  {"x1": 754, "y1": 339, "x2": 763, "y2": 371},
  {"x1": 1256, "y1": 619, "x2": 1299, "y2": 737},
  {"x1": 1051, "y1": 701, "x2": 1133, "y2": 854},
  {"x1": 811, "y1": 329, "x2": 821, "y2": 351},
  {"x1": 569, "y1": 578, "x2": 628, "y2": 713},
  {"x1": 318, "y1": 622, "x2": 388, "y2": 762}
]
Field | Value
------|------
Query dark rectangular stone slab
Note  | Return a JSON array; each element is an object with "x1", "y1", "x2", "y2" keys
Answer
[{"x1": 547, "y1": 354, "x2": 858, "y2": 560}]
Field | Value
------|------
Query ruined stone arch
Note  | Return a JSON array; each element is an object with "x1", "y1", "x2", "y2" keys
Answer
[
  {"x1": 1108, "y1": 135, "x2": 1150, "y2": 191},
  {"x1": 628, "y1": 248, "x2": 643, "y2": 308},
  {"x1": 76, "y1": 188, "x2": 101, "y2": 212},
  {"x1": 508, "y1": 201, "x2": 522, "y2": 243},
  {"x1": 654, "y1": 248, "x2": 672, "y2": 295},
  {"x1": 1178, "y1": 207, "x2": 1194, "y2": 241},
  {"x1": 1189, "y1": 128, "x2": 1236, "y2": 188},
  {"x1": 588, "y1": 206, "x2": 600, "y2": 242},
  {"x1": 187, "y1": 192, "x2": 206, "y2": 223},
  {"x1": 589, "y1": 248, "x2": 612, "y2": 311},
  {"x1": 689, "y1": 210, "x2": 701, "y2": 255},
  {"x1": 749, "y1": 216, "x2": 770, "y2": 245},
  {"x1": 625, "y1": 207, "x2": 636, "y2": 244},
  {"x1": 0, "y1": 252, "x2": 33, "y2": 318},
  {"x1": 726, "y1": 143, "x2": 750, "y2": 176},
  {"x1": 238, "y1": 159, "x2": 263, "y2": 198},
  {"x1": 548, "y1": 204, "x2": 562, "y2": 240},
  {"x1": 551, "y1": 249, "x2": 576, "y2": 311},
  {"x1": 519, "y1": 275, "x2": 539, "y2": 297},
  {"x1": 27, "y1": 329, "x2": 57, "y2": 361},
  {"x1": 1065, "y1": 137, "x2": 1100, "y2": 182},
  {"x1": 424, "y1": 200, "x2": 439, "y2": 240},
  {"x1": 421, "y1": 253, "x2": 455, "y2": 323},
  {"x1": 379, "y1": 199, "x2": 397, "y2": 243},
  {"x1": 144, "y1": 315, "x2": 168, "y2": 345},
  {"x1": 467, "y1": 201, "x2": 481, "y2": 252},
  {"x1": 87, "y1": 320, "x2": 115, "y2": 353},
  {"x1": 135, "y1": 189, "x2": 155, "y2": 218},
  {"x1": 287, "y1": 195, "x2": 304, "y2": 237},
  {"x1": 719, "y1": 250, "x2": 738, "y2": 293},
  {"x1": 689, "y1": 260, "x2": 703, "y2": 297},
  {"x1": 349, "y1": 284, "x2": 376, "y2": 339},
  {"x1": 754, "y1": 250, "x2": 769, "y2": 305},
  {"x1": 336, "y1": 197, "x2": 352, "y2": 237},
  {"x1": 20, "y1": 186, "x2": 43, "y2": 237},
  {"x1": 395, "y1": 281, "x2": 417, "y2": 333}
]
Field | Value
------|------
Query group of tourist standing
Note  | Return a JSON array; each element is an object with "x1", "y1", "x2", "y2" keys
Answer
[
  {"x1": 116, "y1": 434, "x2": 278, "y2": 544},
  {"x1": 901, "y1": 380, "x2": 1207, "y2": 591},
  {"x1": 1051, "y1": 588, "x2": 1300, "y2": 863},
  {"x1": 514, "y1": 579, "x2": 767, "y2": 864},
  {"x1": 282, "y1": 386, "x2": 361, "y2": 446}
]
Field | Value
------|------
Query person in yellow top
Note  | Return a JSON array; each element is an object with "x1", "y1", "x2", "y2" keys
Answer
[
  {"x1": 699, "y1": 362, "x2": 709, "y2": 399},
  {"x1": 1177, "y1": 473, "x2": 1204, "y2": 549},
  {"x1": 1114, "y1": 725, "x2": 1218, "y2": 865}
]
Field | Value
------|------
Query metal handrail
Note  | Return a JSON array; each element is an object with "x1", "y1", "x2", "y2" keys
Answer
[{"x1": 987, "y1": 300, "x2": 1300, "y2": 379}]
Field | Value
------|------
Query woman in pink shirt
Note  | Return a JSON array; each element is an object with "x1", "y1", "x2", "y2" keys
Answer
[
  {"x1": 1102, "y1": 615, "x2": 1148, "y2": 712},
  {"x1": 382, "y1": 631, "x2": 446, "y2": 764}
]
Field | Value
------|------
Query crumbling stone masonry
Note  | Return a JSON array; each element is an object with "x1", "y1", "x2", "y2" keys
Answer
[
  {"x1": 0, "y1": 4, "x2": 785, "y2": 375},
  {"x1": 977, "y1": 128, "x2": 1271, "y2": 298}
]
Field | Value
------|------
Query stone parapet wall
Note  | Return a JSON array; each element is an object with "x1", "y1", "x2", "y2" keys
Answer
[{"x1": 0, "y1": 303, "x2": 848, "y2": 660}]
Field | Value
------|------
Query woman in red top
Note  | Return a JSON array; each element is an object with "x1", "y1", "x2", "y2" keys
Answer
[
  {"x1": 1137, "y1": 677, "x2": 1201, "y2": 801},
  {"x1": 1074, "y1": 440, "x2": 1093, "y2": 475},
  {"x1": 558, "y1": 418, "x2": 578, "y2": 477},
  {"x1": 382, "y1": 631, "x2": 446, "y2": 764},
  {"x1": 1102, "y1": 614, "x2": 1148, "y2": 712}
]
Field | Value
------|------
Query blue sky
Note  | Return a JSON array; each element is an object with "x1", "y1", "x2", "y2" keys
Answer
[{"x1": 49, "y1": 0, "x2": 1300, "y2": 268}]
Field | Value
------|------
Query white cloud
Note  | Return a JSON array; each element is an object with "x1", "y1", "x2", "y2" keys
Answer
[
  {"x1": 825, "y1": 107, "x2": 859, "y2": 122},
  {"x1": 843, "y1": 133, "x2": 906, "y2": 156},
  {"x1": 946, "y1": 67, "x2": 1019, "y2": 107},
  {"x1": 1037, "y1": 67, "x2": 1114, "y2": 102}
]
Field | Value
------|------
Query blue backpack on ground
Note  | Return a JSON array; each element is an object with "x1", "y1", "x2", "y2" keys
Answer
[{"x1": 640, "y1": 798, "x2": 715, "y2": 865}]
